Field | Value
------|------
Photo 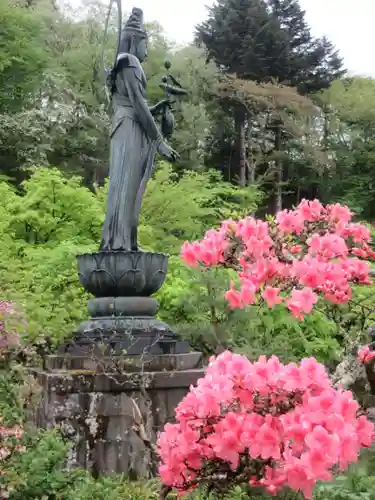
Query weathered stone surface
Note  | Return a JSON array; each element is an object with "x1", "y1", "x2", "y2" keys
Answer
[
  {"x1": 44, "y1": 352, "x2": 203, "y2": 372},
  {"x1": 35, "y1": 354, "x2": 205, "y2": 477},
  {"x1": 35, "y1": 368, "x2": 205, "y2": 395},
  {"x1": 331, "y1": 340, "x2": 375, "y2": 408},
  {"x1": 332, "y1": 347, "x2": 368, "y2": 392}
]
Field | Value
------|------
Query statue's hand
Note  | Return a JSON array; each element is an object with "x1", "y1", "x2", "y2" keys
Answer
[
  {"x1": 158, "y1": 140, "x2": 179, "y2": 163},
  {"x1": 149, "y1": 99, "x2": 169, "y2": 116}
]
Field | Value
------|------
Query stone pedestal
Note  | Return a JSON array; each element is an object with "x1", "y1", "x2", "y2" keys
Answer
[
  {"x1": 34, "y1": 249, "x2": 206, "y2": 476},
  {"x1": 34, "y1": 352, "x2": 205, "y2": 477},
  {"x1": 68, "y1": 250, "x2": 190, "y2": 356}
]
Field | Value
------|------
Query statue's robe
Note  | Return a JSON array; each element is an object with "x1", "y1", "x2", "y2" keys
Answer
[{"x1": 100, "y1": 53, "x2": 161, "y2": 252}]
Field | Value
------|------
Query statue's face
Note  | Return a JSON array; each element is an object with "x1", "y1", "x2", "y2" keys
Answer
[{"x1": 136, "y1": 38, "x2": 148, "y2": 62}]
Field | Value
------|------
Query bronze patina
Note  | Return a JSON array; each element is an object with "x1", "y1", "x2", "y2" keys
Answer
[{"x1": 100, "y1": 7, "x2": 179, "y2": 252}]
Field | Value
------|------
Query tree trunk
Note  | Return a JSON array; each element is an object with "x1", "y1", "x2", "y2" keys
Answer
[
  {"x1": 83, "y1": 165, "x2": 96, "y2": 193},
  {"x1": 317, "y1": 106, "x2": 330, "y2": 203},
  {"x1": 296, "y1": 176, "x2": 301, "y2": 205},
  {"x1": 322, "y1": 108, "x2": 330, "y2": 202},
  {"x1": 234, "y1": 108, "x2": 247, "y2": 186},
  {"x1": 246, "y1": 119, "x2": 256, "y2": 184},
  {"x1": 274, "y1": 124, "x2": 283, "y2": 213}
]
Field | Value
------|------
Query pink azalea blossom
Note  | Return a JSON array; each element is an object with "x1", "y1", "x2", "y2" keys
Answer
[
  {"x1": 358, "y1": 345, "x2": 375, "y2": 364},
  {"x1": 297, "y1": 199, "x2": 324, "y2": 222},
  {"x1": 286, "y1": 288, "x2": 318, "y2": 320},
  {"x1": 158, "y1": 351, "x2": 374, "y2": 498},
  {"x1": 276, "y1": 209, "x2": 304, "y2": 234},
  {"x1": 261, "y1": 287, "x2": 283, "y2": 307},
  {"x1": 180, "y1": 200, "x2": 374, "y2": 320}
]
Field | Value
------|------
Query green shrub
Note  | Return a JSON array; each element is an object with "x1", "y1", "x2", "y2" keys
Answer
[
  {"x1": 158, "y1": 262, "x2": 340, "y2": 363},
  {"x1": 1, "y1": 429, "x2": 81, "y2": 499},
  {"x1": 313, "y1": 449, "x2": 375, "y2": 500},
  {"x1": 66, "y1": 476, "x2": 159, "y2": 500},
  {"x1": 2, "y1": 427, "x2": 160, "y2": 500},
  {"x1": 0, "y1": 165, "x2": 260, "y2": 345}
]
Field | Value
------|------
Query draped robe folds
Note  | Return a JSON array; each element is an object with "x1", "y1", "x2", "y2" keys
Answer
[{"x1": 100, "y1": 53, "x2": 160, "y2": 252}]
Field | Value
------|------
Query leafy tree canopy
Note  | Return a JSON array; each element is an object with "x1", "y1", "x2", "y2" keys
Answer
[{"x1": 0, "y1": 0, "x2": 49, "y2": 112}]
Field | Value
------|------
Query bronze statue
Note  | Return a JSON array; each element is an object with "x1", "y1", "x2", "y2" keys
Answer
[
  {"x1": 73, "y1": 5, "x2": 190, "y2": 356},
  {"x1": 100, "y1": 7, "x2": 179, "y2": 252}
]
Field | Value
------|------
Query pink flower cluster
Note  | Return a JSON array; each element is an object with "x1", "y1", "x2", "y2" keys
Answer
[
  {"x1": 0, "y1": 417, "x2": 24, "y2": 498},
  {"x1": 0, "y1": 418, "x2": 23, "y2": 461},
  {"x1": 358, "y1": 345, "x2": 375, "y2": 365},
  {"x1": 181, "y1": 200, "x2": 375, "y2": 319},
  {"x1": 0, "y1": 301, "x2": 20, "y2": 355},
  {"x1": 158, "y1": 351, "x2": 374, "y2": 498}
]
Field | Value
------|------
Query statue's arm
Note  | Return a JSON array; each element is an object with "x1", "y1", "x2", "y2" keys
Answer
[
  {"x1": 123, "y1": 68, "x2": 163, "y2": 142},
  {"x1": 149, "y1": 99, "x2": 168, "y2": 117}
]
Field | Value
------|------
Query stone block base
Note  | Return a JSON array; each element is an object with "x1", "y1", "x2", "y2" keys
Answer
[{"x1": 34, "y1": 353, "x2": 205, "y2": 477}]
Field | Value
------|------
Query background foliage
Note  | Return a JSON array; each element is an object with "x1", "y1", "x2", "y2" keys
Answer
[
  {"x1": 0, "y1": 0, "x2": 374, "y2": 374},
  {"x1": 1, "y1": 0, "x2": 375, "y2": 498}
]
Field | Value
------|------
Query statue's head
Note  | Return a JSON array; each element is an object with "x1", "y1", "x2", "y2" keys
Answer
[{"x1": 119, "y1": 7, "x2": 148, "y2": 62}]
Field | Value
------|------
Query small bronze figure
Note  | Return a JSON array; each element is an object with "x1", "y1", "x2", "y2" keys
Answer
[{"x1": 100, "y1": 7, "x2": 179, "y2": 252}]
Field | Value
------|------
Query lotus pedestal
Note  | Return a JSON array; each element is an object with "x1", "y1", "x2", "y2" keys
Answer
[{"x1": 61, "y1": 251, "x2": 189, "y2": 356}]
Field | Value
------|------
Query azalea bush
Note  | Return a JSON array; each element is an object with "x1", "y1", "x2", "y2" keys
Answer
[
  {"x1": 0, "y1": 301, "x2": 25, "y2": 499},
  {"x1": 157, "y1": 258, "x2": 342, "y2": 364},
  {"x1": 181, "y1": 200, "x2": 375, "y2": 320},
  {"x1": 0, "y1": 418, "x2": 24, "y2": 499},
  {"x1": 0, "y1": 301, "x2": 24, "y2": 424},
  {"x1": 162, "y1": 200, "x2": 375, "y2": 497},
  {"x1": 0, "y1": 301, "x2": 20, "y2": 358},
  {"x1": 158, "y1": 351, "x2": 374, "y2": 498},
  {"x1": 0, "y1": 300, "x2": 41, "y2": 417}
]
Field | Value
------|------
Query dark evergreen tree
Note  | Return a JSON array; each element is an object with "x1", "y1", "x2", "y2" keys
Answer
[
  {"x1": 196, "y1": 0, "x2": 344, "y2": 93},
  {"x1": 265, "y1": 0, "x2": 344, "y2": 92},
  {"x1": 196, "y1": 0, "x2": 345, "y2": 206},
  {"x1": 196, "y1": 0, "x2": 284, "y2": 79}
]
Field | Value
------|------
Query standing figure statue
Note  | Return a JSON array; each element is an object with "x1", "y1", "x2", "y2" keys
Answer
[
  {"x1": 100, "y1": 7, "x2": 179, "y2": 252},
  {"x1": 73, "y1": 4, "x2": 189, "y2": 359}
]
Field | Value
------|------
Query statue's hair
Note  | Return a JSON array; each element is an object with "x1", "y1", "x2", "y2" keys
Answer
[
  {"x1": 119, "y1": 7, "x2": 147, "y2": 54},
  {"x1": 124, "y1": 7, "x2": 145, "y2": 33}
]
